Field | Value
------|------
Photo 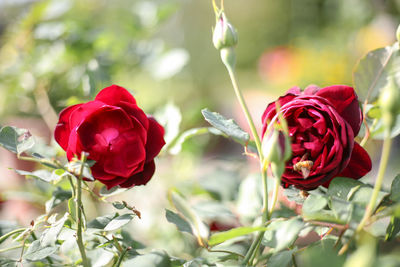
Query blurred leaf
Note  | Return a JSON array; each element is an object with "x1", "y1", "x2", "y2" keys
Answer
[
  {"x1": 170, "y1": 191, "x2": 209, "y2": 247},
  {"x1": 15, "y1": 169, "x2": 62, "y2": 184},
  {"x1": 165, "y1": 209, "x2": 193, "y2": 235},
  {"x1": 201, "y1": 109, "x2": 249, "y2": 146},
  {"x1": 262, "y1": 217, "x2": 304, "y2": 253},
  {"x1": 99, "y1": 185, "x2": 127, "y2": 197},
  {"x1": 23, "y1": 240, "x2": 58, "y2": 261},
  {"x1": 155, "y1": 102, "x2": 182, "y2": 146},
  {"x1": 302, "y1": 194, "x2": 328, "y2": 214},
  {"x1": 121, "y1": 230, "x2": 145, "y2": 250},
  {"x1": 112, "y1": 201, "x2": 126, "y2": 210},
  {"x1": 385, "y1": 215, "x2": 400, "y2": 241},
  {"x1": 0, "y1": 126, "x2": 35, "y2": 155},
  {"x1": 208, "y1": 226, "x2": 266, "y2": 246},
  {"x1": 237, "y1": 173, "x2": 263, "y2": 220},
  {"x1": 45, "y1": 187, "x2": 72, "y2": 213},
  {"x1": 68, "y1": 198, "x2": 77, "y2": 222},
  {"x1": 0, "y1": 227, "x2": 26, "y2": 245},
  {"x1": 87, "y1": 248, "x2": 114, "y2": 267},
  {"x1": 199, "y1": 169, "x2": 240, "y2": 201},
  {"x1": 283, "y1": 186, "x2": 306, "y2": 204},
  {"x1": 123, "y1": 251, "x2": 171, "y2": 267},
  {"x1": 353, "y1": 42, "x2": 400, "y2": 104},
  {"x1": 389, "y1": 174, "x2": 400, "y2": 202},
  {"x1": 267, "y1": 249, "x2": 295, "y2": 267},
  {"x1": 0, "y1": 221, "x2": 19, "y2": 236},
  {"x1": 344, "y1": 233, "x2": 376, "y2": 267},
  {"x1": 168, "y1": 127, "x2": 222, "y2": 155},
  {"x1": 88, "y1": 214, "x2": 117, "y2": 229},
  {"x1": 104, "y1": 213, "x2": 135, "y2": 231},
  {"x1": 296, "y1": 237, "x2": 345, "y2": 267},
  {"x1": 40, "y1": 213, "x2": 69, "y2": 247}
]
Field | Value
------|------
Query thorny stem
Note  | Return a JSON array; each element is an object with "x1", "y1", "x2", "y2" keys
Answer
[
  {"x1": 76, "y1": 152, "x2": 90, "y2": 267},
  {"x1": 114, "y1": 246, "x2": 131, "y2": 267},
  {"x1": 339, "y1": 135, "x2": 392, "y2": 255}
]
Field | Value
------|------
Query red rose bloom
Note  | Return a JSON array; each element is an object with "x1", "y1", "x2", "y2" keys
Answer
[
  {"x1": 54, "y1": 85, "x2": 165, "y2": 189},
  {"x1": 262, "y1": 85, "x2": 372, "y2": 190}
]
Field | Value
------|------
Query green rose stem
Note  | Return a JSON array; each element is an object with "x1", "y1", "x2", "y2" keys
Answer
[
  {"x1": 75, "y1": 152, "x2": 90, "y2": 267},
  {"x1": 339, "y1": 134, "x2": 392, "y2": 255},
  {"x1": 219, "y1": 48, "x2": 270, "y2": 266},
  {"x1": 211, "y1": 2, "x2": 271, "y2": 264}
]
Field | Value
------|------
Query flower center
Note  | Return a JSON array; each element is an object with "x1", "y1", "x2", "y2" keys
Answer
[{"x1": 101, "y1": 128, "x2": 119, "y2": 144}]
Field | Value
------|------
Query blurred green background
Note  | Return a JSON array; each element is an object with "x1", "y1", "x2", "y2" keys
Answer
[{"x1": 1, "y1": 0, "x2": 400, "y2": 261}]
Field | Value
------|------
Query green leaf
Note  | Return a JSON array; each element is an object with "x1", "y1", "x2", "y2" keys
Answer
[
  {"x1": 122, "y1": 251, "x2": 171, "y2": 267},
  {"x1": 165, "y1": 209, "x2": 193, "y2": 235},
  {"x1": 262, "y1": 217, "x2": 304, "y2": 252},
  {"x1": 88, "y1": 214, "x2": 117, "y2": 229},
  {"x1": 353, "y1": 42, "x2": 400, "y2": 104},
  {"x1": 0, "y1": 126, "x2": 35, "y2": 154},
  {"x1": 208, "y1": 226, "x2": 266, "y2": 246},
  {"x1": 297, "y1": 237, "x2": 345, "y2": 267},
  {"x1": 302, "y1": 194, "x2": 328, "y2": 214},
  {"x1": 385, "y1": 215, "x2": 400, "y2": 241},
  {"x1": 45, "y1": 187, "x2": 72, "y2": 213},
  {"x1": 15, "y1": 169, "x2": 61, "y2": 183},
  {"x1": 99, "y1": 185, "x2": 127, "y2": 197},
  {"x1": 0, "y1": 228, "x2": 26, "y2": 245},
  {"x1": 201, "y1": 109, "x2": 250, "y2": 146},
  {"x1": 40, "y1": 213, "x2": 69, "y2": 247},
  {"x1": 87, "y1": 248, "x2": 114, "y2": 267},
  {"x1": 24, "y1": 240, "x2": 58, "y2": 261},
  {"x1": 390, "y1": 174, "x2": 400, "y2": 202},
  {"x1": 267, "y1": 250, "x2": 295, "y2": 267},
  {"x1": 168, "y1": 127, "x2": 222, "y2": 155},
  {"x1": 68, "y1": 198, "x2": 77, "y2": 222},
  {"x1": 112, "y1": 201, "x2": 127, "y2": 210},
  {"x1": 104, "y1": 213, "x2": 135, "y2": 231},
  {"x1": 170, "y1": 191, "x2": 209, "y2": 246}
]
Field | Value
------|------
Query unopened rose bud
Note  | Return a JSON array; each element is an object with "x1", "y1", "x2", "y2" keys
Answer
[
  {"x1": 261, "y1": 126, "x2": 291, "y2": 172},
  {"x1": 380, "y1": 77, "x2": 400, "y2": 132},
  {"x1": 212, "y1": 12, "x2": 238, "y2": 50}
]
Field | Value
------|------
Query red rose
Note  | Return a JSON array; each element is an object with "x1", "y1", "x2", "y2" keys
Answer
[
  {"x1": 54, "y1": 85, "x2": 165, "y2": 189},
  {"x1": 262, "y1": 85, "x2": 372, "y2": 190}
]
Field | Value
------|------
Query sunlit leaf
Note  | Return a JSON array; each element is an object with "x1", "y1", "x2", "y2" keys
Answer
[
  {"x1": 170, "y1": 191, "x2": 209, "y2": 247},
  {"x1": 201, "y1": 109, "x2": 250, "y2": 146},
  {"x1": 262, "y1": 217, "x2": 304, "y2": 252},
  {"x1": 353, "y1": 42, "x2": 400, "y2": 104},
  {"x1": 123, "y1": 251, "x2": 171, "y2": 267},
  {"x1": 267, "y1": 249, "x2": 295, "y2": 267},
  {"x1": 40, "y1": 213, "x2": 69, "y2": 247},
  {"x1": 0, "y1": 126, "x2": 35, "y2": 155},
  {"x1": 104, "y1": 213, "x2": 135, "y2": 231},
  {"x1": 208, "y1": 226, "x2": 266, "y2": 246},
  {"x1": 165, "y1": 209, "x2": 193, "y2": 235},
  {"x1": 24, "y1": 240, "x2": 58, "y2": 261}
]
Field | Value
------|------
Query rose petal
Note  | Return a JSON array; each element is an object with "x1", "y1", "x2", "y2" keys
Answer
[
  {"x1": 337, "y1": 142, "x2": 372, "y2": 179},
  {"x1": 95, "y1": 85, "x2": 137, "y2": 105},
  {"x1": 315, "y1": 85, "x2": 362, "y2": 135},
  {"x1": 144, "y1": 117, "x2": 166, "y2": 162},
  {"x1": 54, "y1": 104, "x2": 83, "y2": 150},
  {"x1": 119, "y1": 160, "x2": 156, "y2": 188}
]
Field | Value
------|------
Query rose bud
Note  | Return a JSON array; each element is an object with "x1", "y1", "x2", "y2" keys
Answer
[
  {"x1": 212, "y1": 12, "x2": 238, "y2": 50},
  {"x1": 261, "y1": 125, "x2": 291, "y2": 177},
  {"x1": 262, "y1": 85, "x2": 372, "y2": 190},
  {"x1": 54, "y1": 85, "x2": 166, "y2": 189},
  {"x1": 379, "y1": 77, "x2": 400, "y2": 132}
]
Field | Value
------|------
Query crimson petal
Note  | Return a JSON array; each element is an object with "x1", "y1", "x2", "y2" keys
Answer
[
  {"x1": 315, "y1": 85, "x2": 362, "y2": 135},
  {"x1": 95, "y1": 85, "x2": 137, "y2": 105},
  {"x1": 54, "y1": 104, "x2": 83, "y2": 150},
  {"x1": 119, "y1": 160, "x2": 156, "y2": 188},
  {"x1": 145, "y1": 117, "x2": 166, "y2": 162},
  {"x1": 337, "y1": 142, "x2": 372, "y2": 179}
]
